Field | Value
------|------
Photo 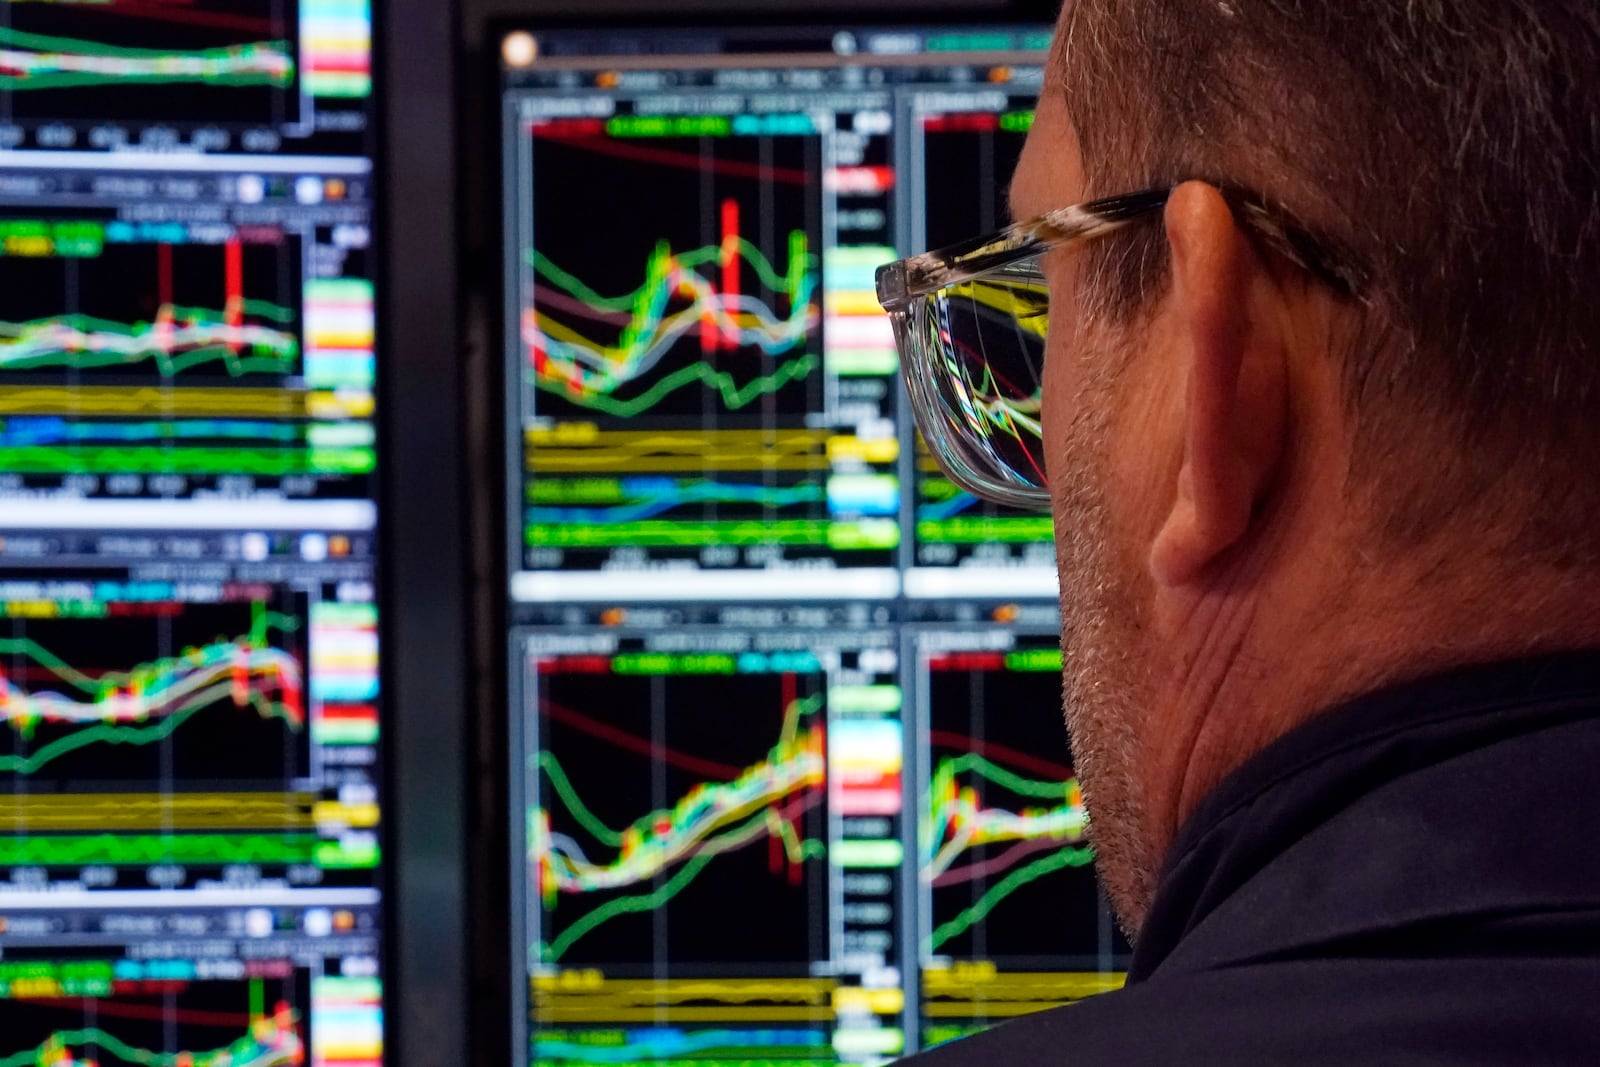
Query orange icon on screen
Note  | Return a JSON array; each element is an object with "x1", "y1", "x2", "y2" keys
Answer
[
  {"x1": 329, "y1": 536, "x2": 351, "y2": 558},
  {"x1": 989, "y1": 66, "x2": 1013, "y2": 83},
  {"x1": 596, "y1": 71, "x2": 620, "y2": 89},
  {"x1": 333, "y1": 910, "x2": 357, "y2": 933},
  {"x1": 600, "y1": 608, "x2": 628, "y2": 627},
  {"x1": 992, "y1": 603, "x2": 1020, "y2": 623}
]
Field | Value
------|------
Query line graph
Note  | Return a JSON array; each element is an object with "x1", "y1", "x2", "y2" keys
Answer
[
  {"x1": 920, "y1": 643, "x2": 1123, "y2": 967},
  {"x1": 0, "y1": 26, "x2": 294, "y2": 91},
  {"x1": 910, "y1": 108, "x2": 1057, "y2": 568},
  {"x1": 0, "y1": 970, "x2": 307, "y2": 1067},
  {"x1": 0, "y1": 0, "x2": 304, "y2": 124},
  {"x1": 0, "y1": 595, "x2": 311, "y2": 788},
  {"x1": 513, "y1": 118, "x2": 899, "y2": 575},
  {"x1": 0, "y1": 226, "x2": 303, "y2": 386},
  {"x1": 0, "y1": 221, "x2": 377, "y2": 492},
  {"x1": 529, "y1": 658, "x2": 830, "y2": 969},
  {"x1": 526, "y1": 203, "x2": 821, "y2": 419}
]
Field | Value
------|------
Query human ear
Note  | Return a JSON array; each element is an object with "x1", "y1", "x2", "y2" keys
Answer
[{"x1": 1148, "y1": 182, "x2": 1288, "y2": 587}]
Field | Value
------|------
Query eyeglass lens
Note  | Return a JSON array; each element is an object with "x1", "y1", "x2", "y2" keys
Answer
[{"x1": 909, "y1": 258, "x2": 1051, "y2": 499}]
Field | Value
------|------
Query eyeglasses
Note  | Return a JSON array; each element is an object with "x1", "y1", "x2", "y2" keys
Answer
[{"x1": 875, "y1": 186, "x2": 1366, "y2": 511}]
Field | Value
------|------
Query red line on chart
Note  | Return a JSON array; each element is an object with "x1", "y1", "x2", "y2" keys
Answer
[
  {"x1": 932, "y1": 835, "x2": 1073, "y2": 888},
  {"x1": 26, "y1": 996, "x2": 255, "y2": 1027},
  {"x1": 531, "y1": 285, "x2": 633, "y2": 326},
  {"x1": 534, "y1": 130, "x2": 813, "y2": 185},
  {"x1": 541, "y1": 697, "x2": 744, "y2": 780},
  {"x1": 928, "y1": 728, "x2": 1074, "y2": 781},
  {"x1": 50, "y1": 1, "x2": 278, "y2": 35}
]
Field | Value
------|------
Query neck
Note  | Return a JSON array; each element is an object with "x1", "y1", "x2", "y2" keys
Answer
[{"x1": 1141, "y1": 533, "x2": 1600, "y2": 871}]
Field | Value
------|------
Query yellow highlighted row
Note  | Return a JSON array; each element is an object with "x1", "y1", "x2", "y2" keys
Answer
[
  {"x1": 0, "y1": 792, "x2": 318, "y2": 831},
  {"x1": 0, "y1": 386, "x2": 372, "y2": 419}
]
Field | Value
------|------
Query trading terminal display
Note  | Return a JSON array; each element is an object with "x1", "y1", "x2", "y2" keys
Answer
[
  {"x1": 515, "y1": 112, "x2": 898, "y2": 594},
  {"x1": 908, "y1": 620, "x2": 1128, "y2": 1047},
  {"x1": 504, "y1": 23, "x2": 1125, "y2": 1066},
  {"x1": 0, "y1": 0, "x2": 370, "y2": 155},
  {"x1": 0, "y1": 1, "x2": 385, "y2": 1064},
  {"x1": 908, "y1": 103, "x2": 1055, "y2": 576}
]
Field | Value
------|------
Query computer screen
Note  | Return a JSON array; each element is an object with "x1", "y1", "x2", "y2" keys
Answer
[
  {"x1": 499, "y1": 16, "x2": 1126, "y2": 1067},
  {"x1": 501, "y1": 17, "x2": 1128, "y2": 1066},
  {"x1": 0, "y1": 2, "x2": 385, "y2": 1064}
]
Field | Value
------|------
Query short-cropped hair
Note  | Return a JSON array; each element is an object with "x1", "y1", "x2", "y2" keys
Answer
[{"x1": 1059, "y1": 0, "x2": 1600, "y2": 559}]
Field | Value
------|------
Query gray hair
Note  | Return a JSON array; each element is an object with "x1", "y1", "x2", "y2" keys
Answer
[{"x1": 1057, "y1": 0, "x2": 1600, "y2": 556}]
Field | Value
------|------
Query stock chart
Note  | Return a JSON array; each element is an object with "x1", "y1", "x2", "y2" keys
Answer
[
  {"x1": 530, "y1": 656, "x2": 830, "y2": 968},
  {"x1": 916, "y1": 632, "x2": 1127, "y2": 1045},
  {"x1": 519, "y1": 115, "x2": 900, "y2": 578},
  {"x1": 518, "y1": 617, "x2": 905, "y2": 1066},
  {"x1": 0, "y1": 960, "x2": 381, "y2": 1067},
  {"x1": 0, "y1": 964, "x2": 307, "y2": 1067},
  {"x1": 528, "y1": 650, "x2": 834, "y2": 1065},
  {"x1": 0, "y1": 0, "x2": 385, "y2": 1059},
  {"x1": 911, "y1": 106, "x2": 1056, "y2": 575},
  {"x1": 0, "y1": 214, "x2": 375, "y2": 500},
  {"x1": 0, "y1": 0, "x2": 370, "y2": 152},
  {"x1": 0, "y1": 586, "x2": 380, "y2": 890}
]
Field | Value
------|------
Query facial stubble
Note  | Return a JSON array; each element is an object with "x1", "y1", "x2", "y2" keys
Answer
[{"x1": 1052, "y1": 364, "x2": 1162, "y2": 940}]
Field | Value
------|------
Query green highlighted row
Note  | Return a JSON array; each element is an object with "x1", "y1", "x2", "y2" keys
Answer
[
  {"x1": 0, "y1": 834, "x2": 379, "y2": 869},
  {"x1": 917, "y1": 517, "x2": 1055, "y2": 544},
  {"x1": 1005, "y1": 649, "x2": 1064, "y2": 672},
  {"x1": 0, "y1": 220, "x2": 102, "y2": 257},
  {"x1": 603, "y1": 114, "x2": 819, "y2": 138},
  {"x1": 527, "y1": 518, "x2": 900, "y2": 549},
  {"x1": 0, "y1": 445, "x2": 375, "y2": 475}
]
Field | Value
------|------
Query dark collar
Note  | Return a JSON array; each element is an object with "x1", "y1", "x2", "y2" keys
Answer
[{"x1": 1129, "y1": 651, "x2": 1600, "y2": 981}]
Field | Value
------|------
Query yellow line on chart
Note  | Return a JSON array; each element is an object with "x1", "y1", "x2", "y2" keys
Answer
[
  {"x1": 0, "y1": 386, "x2": 372, "y2": 419},
  {"x1": 0, "y1": 792, "x2": 319, "y2": 831},
  {"x1": 534, "y1": 980, "x2": 833, "y2": 1005},
  {"x1": 532, "y1": 1006, "x2": 835, "y2": 1023}
]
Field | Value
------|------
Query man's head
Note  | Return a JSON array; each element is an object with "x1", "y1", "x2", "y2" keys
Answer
[{"x1": 1017, "y1": 0, "x2": 1600, "y2": 931}]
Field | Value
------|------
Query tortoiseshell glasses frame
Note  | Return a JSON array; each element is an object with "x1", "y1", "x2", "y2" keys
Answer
[{"x1": 875, "y1": 187, "x2": 1365, "y2": 511}]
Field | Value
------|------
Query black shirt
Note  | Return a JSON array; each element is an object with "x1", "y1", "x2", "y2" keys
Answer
[{"x1": 902, "y1": 653, "x2": 1600, "y2": 1065}]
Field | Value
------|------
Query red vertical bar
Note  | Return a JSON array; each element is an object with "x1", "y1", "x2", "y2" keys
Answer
[
  {"x1": 224, "y1": 239, "x2": 244, "y2": 354},
  {"x1": 155, "y1": 243, "x2": 174, "y2": 356},
  {"x1": 720, "y1": 198, "x2": 740, "y2": 349}
]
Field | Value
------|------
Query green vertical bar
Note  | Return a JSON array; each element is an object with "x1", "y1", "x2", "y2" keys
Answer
[{"x1": 789, "y1": 229, "x2": 807, "y2": 304}]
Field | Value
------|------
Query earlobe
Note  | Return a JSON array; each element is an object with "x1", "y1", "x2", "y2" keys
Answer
[{"x1": 1149, "y1": 182, "x2": 1287, "y2": 588}]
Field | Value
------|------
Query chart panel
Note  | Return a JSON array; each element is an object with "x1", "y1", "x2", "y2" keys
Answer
[
  {"x1": 518, "y1": 612, "x2": 905, "y2": 1066},
  {"x1": 0, "y1": 904, "x2": 383, "y2": 1067},
  {"x1": 0, "y1": 0, "x2": 371, "y2": 156},
  {"x1": 532, "y1": 665, "x2": 828, "y2": 968},
  {"x1": 0, "y1": 527, "x2": 380, "y2": 894},
  {"x1": 910, "y1": 621, "x2": 1127, "y2": 1048},
  {"x1": 515, "y1": 110, "x2": 901, "y2": 588},
  {"x1": 0, "y1": 200, "x2": 374, "y2": 503},
  {"x1": 908, "y1": 101, "x2": 1055, "y2": 579}
]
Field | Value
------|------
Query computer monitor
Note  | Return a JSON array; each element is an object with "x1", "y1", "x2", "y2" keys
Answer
[
  {"x1": 499, "y1": 15, "x2": 1128, "y2": 1066},
  {"x1": 0, "y1": 3, "x2": 387, "y2": 1063}
]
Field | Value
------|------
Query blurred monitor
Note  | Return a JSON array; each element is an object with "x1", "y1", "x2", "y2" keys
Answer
[
  {"x1": 500, "y1": 15, "x2": 1129, "y2": 1067},
  {"x1": 0, "y1": 1, "x2": 385, "y2": 1063}
]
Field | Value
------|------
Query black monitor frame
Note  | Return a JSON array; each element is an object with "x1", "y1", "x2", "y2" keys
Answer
[{"x1": 378, "y1": 0, "x2": 472, "y2": 1061}]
